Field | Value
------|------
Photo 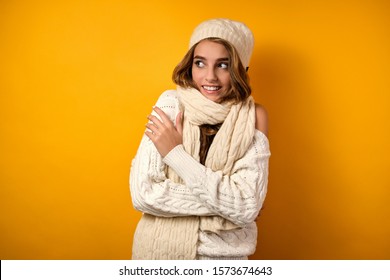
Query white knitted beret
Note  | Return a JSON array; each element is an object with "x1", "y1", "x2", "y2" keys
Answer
[{"x1": 189, "y1": 18, "x2": 254, "y2": 68}]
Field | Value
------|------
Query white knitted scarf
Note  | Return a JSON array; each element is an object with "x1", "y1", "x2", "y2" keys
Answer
[
  {"x1": 177, "y1": 86, "x2": 255, "y2": 177},
  {"x1": 132, "y1": 86, "x2": 255, "y2": 260}
]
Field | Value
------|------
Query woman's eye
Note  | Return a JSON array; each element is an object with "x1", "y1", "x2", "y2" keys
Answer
[
  {"x1": 194, "y1": 60, "x2": 205, "y2": 68},
  {"x1": 218, "y1": 62, "x2": 228, "y2": 69}
]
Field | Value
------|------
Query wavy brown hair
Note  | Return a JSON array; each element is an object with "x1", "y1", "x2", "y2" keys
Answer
[{"x1": 172, "y1": 38, "x2": 252, "y2": 164}]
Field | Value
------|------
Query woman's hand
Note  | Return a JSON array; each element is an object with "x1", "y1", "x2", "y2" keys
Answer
[{"x1": 145, "y1": 106, "x2": 183, "y2": 158}]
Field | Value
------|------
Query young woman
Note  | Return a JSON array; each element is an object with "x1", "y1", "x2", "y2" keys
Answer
[{"x1": 130, "y1": 18, "x2": 270, "y2": 260}]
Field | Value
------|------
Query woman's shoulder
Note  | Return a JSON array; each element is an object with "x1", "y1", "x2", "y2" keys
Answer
[
  {"x1": 153, "y1": 89, "x2": 180, "y2": 123},
  {"x1": 254, "y1": 103, "x2": 268, "y2": 137},
  {"x1": 158, "y1": 89, "x2": 178, "y2": 98},
  {"x1": 155, "y1": 89, "x2": 179, "y2": 106}
]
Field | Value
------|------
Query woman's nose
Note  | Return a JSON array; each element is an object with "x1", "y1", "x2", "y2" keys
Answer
[{"x1": 205, "y1": 68, "x2": 218, "y2": 82}]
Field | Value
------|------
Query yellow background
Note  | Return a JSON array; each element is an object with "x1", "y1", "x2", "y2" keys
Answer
[{"x1": 1, "y1": 0, "x2": 389, "y2": 259}]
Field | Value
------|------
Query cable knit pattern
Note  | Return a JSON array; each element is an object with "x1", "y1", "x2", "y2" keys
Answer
[
  {"x1": 175, "y1": 87, "x2": 256, "y2": 235},
  {"x1": 132, "y1": 214, "x2": 198, "y2": 260},
  {"x1": 178, "y1": 86, "x2": 255, "y2": 177},
  {"x1": 130, "y1": 90, "x2": 270, "y2": 259}
]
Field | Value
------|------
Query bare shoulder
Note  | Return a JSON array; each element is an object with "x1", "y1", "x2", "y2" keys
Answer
[{"x1": 255, "y1": 103, "x2": 268, "y2": 137}]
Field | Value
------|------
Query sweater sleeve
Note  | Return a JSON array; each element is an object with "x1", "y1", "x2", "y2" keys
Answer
[
  {"x1": 130, "y1": 90, "x2": 215, "y2": 217},
  {"x1": 163, "y1": 130, "x2": 270, "y2": 226}
]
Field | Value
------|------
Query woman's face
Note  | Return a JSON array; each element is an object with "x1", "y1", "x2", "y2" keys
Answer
[{"x1": 191, "y1": 40, "x2": 231, "y2": 103}]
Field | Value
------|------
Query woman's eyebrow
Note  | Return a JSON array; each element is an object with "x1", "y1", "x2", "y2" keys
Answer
[
  {"x1": 193, "y1": 55, "x2": 229, "y2": 61},
  {"x1": 193, "y1": 55, "x2": 206, "y2": 60},
  {"x1": 216, "y1": 57, "x2": 229, "y2": 62}
]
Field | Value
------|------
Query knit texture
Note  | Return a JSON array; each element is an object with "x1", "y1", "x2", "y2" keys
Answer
[
  {"x1": 132, "y1": 214, "x2": 198, "y2": 260},
  {"x1": 176, "y1": 86, "x2": 255, "y2": 234},
  {"x1": 189, "y1": 18, "x2": 254, "y2": 68},
  {"x1": 130, "y1": 90, "x2": 270, "y2": 259}
]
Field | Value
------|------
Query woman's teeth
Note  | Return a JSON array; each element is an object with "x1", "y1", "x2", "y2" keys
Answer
[{"x1": 203, "y1": 86, "x2": 221, "y2": 91}]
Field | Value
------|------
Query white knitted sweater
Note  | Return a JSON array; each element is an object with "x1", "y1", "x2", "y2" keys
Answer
[{"x1": 130, "y1": 90, "x2": 270, "y2": 259}]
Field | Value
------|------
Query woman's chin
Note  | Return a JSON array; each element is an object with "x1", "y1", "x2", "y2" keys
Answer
[{"x1": 200, "y1": 89, "x2": 222, "y2": 103}]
